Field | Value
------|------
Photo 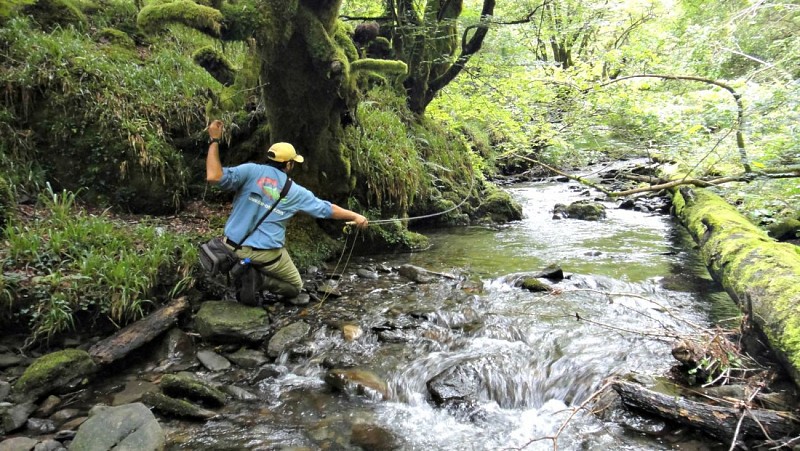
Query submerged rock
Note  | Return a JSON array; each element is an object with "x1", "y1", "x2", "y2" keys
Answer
[
  {"x1": 69, "y1": 403, "x2": 165, "y2": 451},
  {"x1": 350, "y1": 422, "x2": 402, "y2": 451},
  {"x1": 427, "y1": 364, "x2": 482, "y2": 406},
  {"x1": 397, "y1": 264, "x2": 435, "y2": 283},
  {"x1": 1, "y1": 401, "x2": 36, "y2": 434}
]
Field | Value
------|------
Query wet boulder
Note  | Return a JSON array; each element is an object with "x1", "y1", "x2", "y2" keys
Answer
[
  {"x1": 154, "y1": 328, "x2": 198, "y2": 372},
  {"x1": 397, "y1": 264, "x2": 435, "y2": 283},
  {"x1": 196, "y1": 350, "x2": 231, "y2": 372},
  {"x1": 0, "y1": 437, "x2": 38, "y2": 450},
  {"x1": 226, "y1": 348, "x2": 268, "y2": 369},
  {"x1": 553, "y1": 201, "x2": 607, "y2": 221},
  {"x1": 427, "y1": 364, "x2": 482, "y2": 406},
  {"x1": 194, "y1": 301, "x2": 270, "y2": 343},
  {"x1": 350, "y1": 422, "x2": 403, "y2": 451},
  {"x1": 1, "y1": 401, "x2": 36, "y2": 434},
  {"x1": 267, "y1": 321, "x2": 311, "y2": 358},
  {"x1": 519, "y1": 278, "x2": 550, "y2": 292},
  {"x1": 140, "y1": 392, "x2": 217, "y2": 421},
  {"x1": 69, "y1": 403, "x2": 165, "y2": 451},
  {"x1": 12, "y1": 349, "x2": 97, "y2": 402}
]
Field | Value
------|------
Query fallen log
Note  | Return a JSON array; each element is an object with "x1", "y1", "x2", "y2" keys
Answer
[
  {"x1": 672, "y1": 187, "x2": 800, "y2": 387},
  {"x1": 89, "y1": 297, "x2": 190, "y2": 366},
  {"x1": 611, "y1": 379, "x2": 799, "y2": 443}
]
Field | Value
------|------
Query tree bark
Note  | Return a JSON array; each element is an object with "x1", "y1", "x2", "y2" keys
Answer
[
  {"x1": 672, "y1": 187, "x2": 800, "y2": 387},
  {"x1": 611, "y1": 379, "x2": 799, "y2": 442},
  {"x1": 88, "y1": 297, "x2": 190, "y2": 366}
]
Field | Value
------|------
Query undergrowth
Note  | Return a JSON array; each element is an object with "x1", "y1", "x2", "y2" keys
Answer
[{"x1": 0, "y1": 185, "x2": 197, "y2": 345}]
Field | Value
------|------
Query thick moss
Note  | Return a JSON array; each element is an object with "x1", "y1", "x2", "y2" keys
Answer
[
  {"x1": 13, "y1": 349, "x2": 97, "y2": 400},
  {"x1": 673, "y1": 187, "x2": 800, "y2": 385},
  {"x1": 768, "y1": 218, "x2": 800, "y2": 241},
  {"x1": 96, "y1": 27, "x2": 135, "y2": 48},
  {"x1": 477, "y1": 185, "x2": 523, "y2": 223},
  {"x1": 137, "y1": 0, "x2": 223, "y2": 37},
  {"x1": 24, "y1": 0, "x2": 87, "y2": 30},
  {"x1": 520, "y1": 278, "x2": 550, "y2": 292},
  {"x1": 141, "y1": 391, "x2": 216, "y2": 420},
  {"x1": 193, "y1": 46, "x2": 235, "y2": 86}
]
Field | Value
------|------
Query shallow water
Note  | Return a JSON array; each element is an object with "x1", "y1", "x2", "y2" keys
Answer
[{"x1": 164, "y1": 180, "x2": 737, "y2": 450}]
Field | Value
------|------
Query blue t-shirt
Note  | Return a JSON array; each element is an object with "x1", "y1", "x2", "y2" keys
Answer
[{"x1": 218, "y1": 163, "x2": 332, "y2": 249}]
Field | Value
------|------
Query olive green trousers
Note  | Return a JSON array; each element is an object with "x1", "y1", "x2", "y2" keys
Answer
[{"x1": 226, "y1": 244, "x2": 302, "y2": 298}]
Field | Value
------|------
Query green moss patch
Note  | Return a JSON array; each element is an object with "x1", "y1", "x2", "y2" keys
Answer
[{"x1": 13, "y1": 349, "x2": 97, "y2": 400}]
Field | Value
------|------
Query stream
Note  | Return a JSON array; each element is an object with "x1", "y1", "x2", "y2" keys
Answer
[{"x1": 106, "y1": 178, "x2": 737, "y2": 450}]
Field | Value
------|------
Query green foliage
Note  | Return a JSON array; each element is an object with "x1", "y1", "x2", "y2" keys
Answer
[
  {"x1": 23, "y1": 0, "x2": 88, "y2": 31},
  {"x1": 343, "y1": 85, "x2": 426, "y2": 215},
  {"x1": 137, "y1": 0, "x2": 223, "y2": 37},
  {"x1": 0, "y1": 0, "x2": 35, "y2": 21},
  {"x1": 0, "y1": 185, "x2": 197, "y2": 342},
  {"x1": 0, "y1": 16, "x2": 217, "y2": 213}
]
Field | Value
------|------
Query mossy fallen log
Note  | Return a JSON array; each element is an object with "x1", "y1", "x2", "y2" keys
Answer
[{"x1": 672, "y1": 187, "x2": 800, "y2": 387}]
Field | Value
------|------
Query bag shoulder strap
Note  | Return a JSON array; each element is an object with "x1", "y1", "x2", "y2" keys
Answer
[{"x1": 229, "y1": 178, "x2": 293, "y2": 250}]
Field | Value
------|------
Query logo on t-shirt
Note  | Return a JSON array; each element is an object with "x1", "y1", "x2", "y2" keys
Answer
[{"x1": 257, "y1": 177, "x2": 281, "y2": 201}]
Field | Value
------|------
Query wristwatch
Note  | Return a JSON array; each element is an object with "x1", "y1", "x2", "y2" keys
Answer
[{"x1": 209, "y1": 137, "x2": 221, "y2": 144}]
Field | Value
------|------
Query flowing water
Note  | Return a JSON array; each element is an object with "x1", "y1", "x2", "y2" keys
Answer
[{"x1": 165, "y1": 179, "x2": 738, "y2": 450}]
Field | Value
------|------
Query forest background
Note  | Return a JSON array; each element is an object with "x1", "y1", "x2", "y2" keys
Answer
[{"x1": 0, "y1": 0, "x2": 798, "y2": 345}]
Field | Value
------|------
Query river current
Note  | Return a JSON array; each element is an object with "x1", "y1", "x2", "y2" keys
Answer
[{"x1": 165, "y1": 179, "x2": 736, "y2": 450}]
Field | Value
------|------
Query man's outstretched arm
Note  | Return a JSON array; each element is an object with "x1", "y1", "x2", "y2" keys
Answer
[{"x1": 330, "y1": 204, "x2": 369, "y2": 229}]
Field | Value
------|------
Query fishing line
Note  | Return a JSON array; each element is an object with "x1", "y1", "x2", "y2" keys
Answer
[{"x1": 313, "y1": 167, "x2": 477, "y2": 308}]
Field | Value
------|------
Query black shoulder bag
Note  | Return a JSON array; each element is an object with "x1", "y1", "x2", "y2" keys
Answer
[{"x1": 199, "y1": 179, "x2": 293, "y2": 275}]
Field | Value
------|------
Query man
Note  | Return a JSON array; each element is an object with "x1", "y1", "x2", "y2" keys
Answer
[{"x1": 206, "y1": 119, "x2": 368, "y2": 304}]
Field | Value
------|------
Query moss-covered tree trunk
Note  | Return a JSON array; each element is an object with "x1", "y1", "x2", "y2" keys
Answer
[
  {"x1": 672, "y1": 187, "x2": 800, "y2": 387},
  {"x1": 255, "y1": 0, "x2": 357, "y2": 195}
]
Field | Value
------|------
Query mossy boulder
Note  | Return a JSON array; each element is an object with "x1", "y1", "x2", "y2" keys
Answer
[
  {"x1": 160, "y1": 374, "x2": 226, "y2": 407},
  {"x1": 13, "y1": 349, "x2": 97, "y2": 401},
  {"x1": 194, "y1": 301, "x2": 270, "y2": 343},
  {"x1": 520, "y1": 278, "x2": 550, "y2": 292},
  {"x1": 477, "y1": 186, "x2": 523, "y2": 223},
  {"x1": 555, "y1": 201, "x2": 607, "y2": 221}
]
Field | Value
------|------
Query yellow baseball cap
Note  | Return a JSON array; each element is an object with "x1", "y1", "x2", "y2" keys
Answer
[{"x1": 267, "y1": 142, "x2": 304, "y2": 163}]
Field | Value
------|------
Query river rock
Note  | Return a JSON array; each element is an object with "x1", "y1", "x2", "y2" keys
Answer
[
  {"x1": 317, "y1": 283, "x2": 342, "y2": 298},
  {"x1": 0, "y1": 437, "x2": 38, "y2": 451},
  {"x1": 341, "y1": 324, "x2": 363, "y2": 341},
  {"x1": 220, "y1": 385, "x2": 258, "y2": 402},
  {"x1": 0, "y1": 354, "x2": 25, "y2": 369},
  {"x1": 26, "y1": 417, "x2": 56, "y2": 434},
  {"x1": 553, "y1": 201, "x2": 607, "y2": 221},
  {"x1": 32, "y1": 439, "x2": 64, "y2": 451},
  {"x1": 154, "y1": 328, "x2": 197, "y2": 372},
  {"x1": 196, "y1": 350, "x2": 231, "y2": 372},
  {"x1": 267, "y1": 322, "x2": 311, "y2": 358},
  {"x1": 350, "y1": 422, "x2": 400, "y2": 451},
  {"x1": 397, "y1": 264, "x2": 434, "y2": 283},
  {"x1": 35, "y1": 395, "x2": 60, "y2": 417},
  {"x1": 226, "y1": 348, "x2": 267, "y2": 369},
  {"x1": 1, "y1": 402, "x2": 36, "y2": 434},
  {"x1": 69, "y1": 403, "x2": 165, "y2": 451},
  {"x1": 519, "y1": 278, "x2": 550, "y2": 292},
  {"x1": 427, "y1": 364, "x2": 482, "y2": 406},
  {"x1": 194, "y1": 301, "x2": 270, "y2": 343},
  {"x1": 140, "y1": 392, "x2": 216, "y2": 420},
  {"x1": 12, "y1": 349, "x2": 96, "y2": 402},
  {"x1": 111, "y1": 380, "x2": 157, "y2": 406},
  {"x1": 325, "y1": 369, "x2": 388, "y2": 400},
  {"x1": 0, "y1": 381, "x2": 10, "y2": 402},
  {"x1": 49, "y1": 408, "x2": 80, "y2": 424},
  {"x1": 356, "y1": 268, "x2": 379, "y2": 280},
  {"x1": 160, "y1": 374, "x2": 226, "y2": 407}
]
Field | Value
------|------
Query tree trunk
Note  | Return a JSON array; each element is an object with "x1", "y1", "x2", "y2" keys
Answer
[
  {"x1": 255, "y1": 0, "x2": 356, "y2": 196},
  {"x1": 672, "y1": 187, "x2": 800, "y2": 387}
]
